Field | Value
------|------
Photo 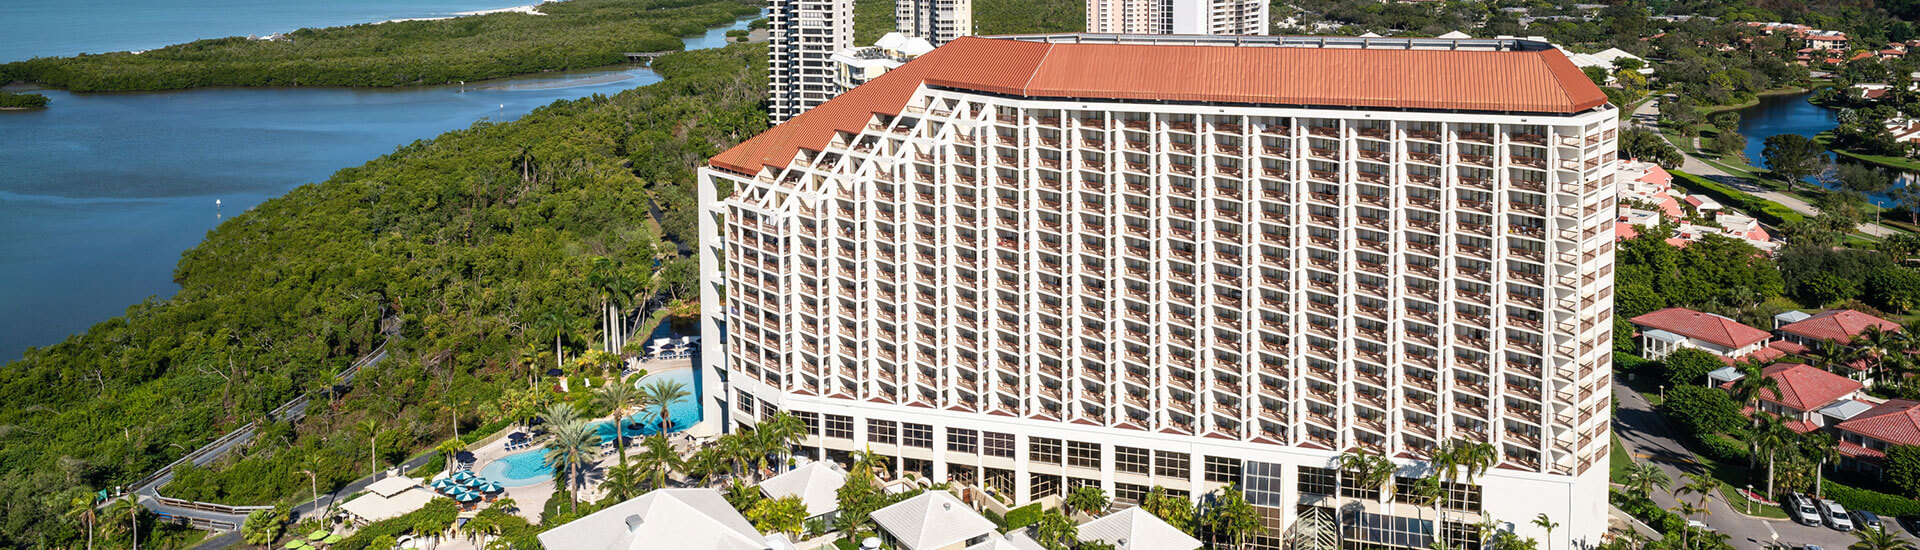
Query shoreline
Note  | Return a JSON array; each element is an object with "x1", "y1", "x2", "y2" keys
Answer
[{"x1": 380, "y1": 2, "x2": 549, "y2": 24}]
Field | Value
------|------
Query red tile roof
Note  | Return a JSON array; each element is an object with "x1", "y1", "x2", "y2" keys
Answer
[
  {"x1": 711, "y1": 36, "x2": 1609, "y2": 174},
  {"x1": 1750, "y1": 362, "x2": 1862, "y2": 411},
  {"x1": 1630, "y1": 307, "x2": 1772, "y2": 349},
  {"x1": 1839, "y1": 439, "x2": 1886, "y2": 460},
  {"x1": 1770, "y1": 340, "x2": 1811, "y2": 355},
  {"x1": 1779, "y1": 309, "x2": 1901, "y2": 343},
  {"x1": 1839, "y1": 399, "x2": 1920, "y2": 446}
]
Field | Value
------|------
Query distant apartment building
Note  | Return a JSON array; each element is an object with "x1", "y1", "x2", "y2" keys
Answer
[
  {"x1": 701, "y1": 34, "x2": 1617, "y2": 550},
  {"x1": 768, "y1": 0, "x2": 856, "y2": 124},
  {"x1": 829, "y1": 32, "x2": 935, "y2": 94},
  {"x1": 896, "y1": 0, "x2": 972, "y2": 47},
  {"x1": 1087, "y1": 0, "x2": 1269, "y2": 35}
]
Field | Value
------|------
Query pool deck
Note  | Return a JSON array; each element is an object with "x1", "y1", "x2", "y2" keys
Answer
[{"x1": 465, "y1": 358, "x2": 701, "y2": 522}]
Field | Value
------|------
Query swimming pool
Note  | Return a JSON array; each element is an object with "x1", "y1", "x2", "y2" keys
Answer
[
  {"x1": 476, "y1": 368, "x2": 703, "y2": 486},
  {"x1": 476, "y1": 447, "x2": 556, "y2": 487}
]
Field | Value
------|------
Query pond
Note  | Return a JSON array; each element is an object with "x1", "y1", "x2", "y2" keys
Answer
[{"x1": 1731, "y1": 91, "x2": 1912, "y2": 206}]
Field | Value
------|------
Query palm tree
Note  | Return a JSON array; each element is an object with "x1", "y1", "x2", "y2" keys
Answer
[
  {"x1": 1531, "y1": 513, "x2": 1559, "y2": 550},
  {"x1": 1335, "y1": 448, "x2": 1397, "y2": 502},
  {"x1": 533, "y1": 306, "x2": 577, "y2": 377},
  {"x1": 355, "y1": 418, "x2": 382, "y2": 476},
  {"x1": 1205, "y1": 484, "x2": 1263, "y2": 550},
  {"x1": 1810, "y1": 339, "x2": 1867, "y2": 381},
  {"x1": 543, "y1": 420, "x2": 601, "y2": 515},
  {"x1": 1429, "y1": 438, "x2": 1495, "y2": 549},
  {"x1": 633, "y1": 435, "x2": 684, "y2": 491},
  {"x1": 65, "y1": 493, "x2": 96, "y2": 550},
  {"x1": 639, "y1": 379, "x2": 692, "y2": 435},
  {"x1": 1849, "y1": 526, "x2": 1913, "y2": 550},
  {"x1": 1408, "y1": 476, "x2": 1445, "y2": 546},
  {"x1": 104, "y1": 494, "x2": 140, "y2": 550},
  {"x1": 1065, "y1": 485, "x2": 1111, "y2": 517},
  {"x1": 594, "y1": 381, "x2": 639, "y2": 466},
  {"x1": 1671, "y1": 502, "x2": 1702, "y2": 550},
  {"x1": 538, "y1": 402, "x2": 581, "y2": 431},
  {"x1": 757, "y1": 412, "x2": 806, "y2": 474},
  {"x1": 1728, "y1": 360, "x2": 1782, "y2": 412},
  {"x1": 588, "y1": 257, "x2": 619, "y2": 354},
  {"x1": 1675, "y1": 471, "x2": 1717, "y2": 549},
  {"x1": 715, "y1": 431, "x2": 756, "y2": 480},
  {"x1": 600, "y1": 464, "x2": 643, "y2": 502},
  {"x1": 1621, "y1": 461, "x2": 1671, "y2": 498},
  {"x1": 435, "y1": 439, "x2": 466, "y2": 477},
  {"x1": 1752, "y1": 412, "x2": 1796, "y2": 499},
  {"x1": 1803, "y1": 432, "x2": 1840, "y2": 499}
]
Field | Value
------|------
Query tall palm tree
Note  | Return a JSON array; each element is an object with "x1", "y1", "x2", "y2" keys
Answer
[
  {"x1": 435, "y1": 439, "x2": 466, "y2": 477},
  {"x1": 533, "y1": 306, "x2": 577, "y2": 377},
  {"x1": 1728, "y1": 360, "x2": 1782, "y2": 412},
  {"x1": 594, "y1": 382, "x2": 639, "y2": 466},
  {"x1": 1676, "y1": 471, "x2": 1717, "y2": 548},
  {"x1": 633, "y1": 435, "x2": 684, "y2": 491},
  {"x1": 1429, "y1": 438, "x2": 1495, "y2": 549},
  {"x1": 1621, "y1": 461, "x2": 1671, "y2": 498},
  {"x1": 1810, "y1": 339, "x2": 1867, "y2": 381},
  {"x1": 756, "y1": 412, "x2": 806, "y2": 474},
  {"x1": 543, "y1": 421, "x2": 601, "y2": 515},
  {"x1": 588, "y1": 257, "x2": 620, "y2": 354},
  {"x1": 1408, "y1": 476, "x2": 1446, "y2": 547},
  {"x1": 1531, "y1": 513, "x2": 1559, "y2": 550},
  {"x1": 355, "y1": 418, "x2": 383, "y2": 477},
  {"x1": 1671, "y1": 502, "x2": 1703, "y2": 550},
  {"x1": 1803, "y1": 432, "x2": 1840, "y2": 499},
  {"x1": 104, "y1": 494, "x2": 140, "y2": 550},
  {"x1": 639, "y1": 379, "x2": 692, "y2": 435},
  {"x1": 1752, "y1": 412, "x2": 1796, "y2": 499},
  {"x1": 715, "y1": 431, "x2": 755, "y2": 480},
  {"x1": 601, "y1": 464, "x2": 643, "y2": 502},
  {"x1": 65, "y1": 493, "x2": 96, "y2": 550}
]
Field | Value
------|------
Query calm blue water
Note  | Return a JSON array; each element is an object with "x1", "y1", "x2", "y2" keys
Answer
[
  {"x1": 0, "y1": 0, "x2": 544, "y2": 62},
  {"x1": 1731, "y1": 92, "x2": 1910, "y2": 205},
  {"x1": 477, "y1": 368, "x2": 702, "y2": 486},
  {"x1": 0, "y1": 12, "x2": 755, "y2": 360}
]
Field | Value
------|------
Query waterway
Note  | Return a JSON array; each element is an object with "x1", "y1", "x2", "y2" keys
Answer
[
  {"x1": 1731, "y1": 91, "x2": 1912, "y2": 206},
  {"x1": 0, "y1": 14, "x2": 756, "y2": 360}
]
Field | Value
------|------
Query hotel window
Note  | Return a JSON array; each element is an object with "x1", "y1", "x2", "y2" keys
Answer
[
  {"x1": 824, "y1": 414, "x2": 853, "y2": 440},
  {"x1": 869, "y1": 419, "x2": 898, "y2": 445},
  {"x1": 1444, "y1": 481, "x2": 1483, "y2": 512},
  {"x1": 760, "y1": 401, "x2": 778, "y2": 421},
  {"x1": 1155, "y1": 451, "x2": 1190, "y2": 478},
  {"x1": 794, "y1": 411, "x2": 820, "y2": 436},
  {"x1": 1203, "y1": 456, "x2": 1241, "y2": 483},
  {"x1": 1114, "y1": 482, "x2": 1148, "y2": 505},
  {"x1": 736, "y1": 390, "x2": 756, "y2": 414},
  {"x1": 1298, "y1": 466, "x2": 1337, "y2": 496},
  {"x1": 948, "y1": 428, "x2": 978, "y2": 454},
  {"x1": 983, "y1": 431, "x2": 1016, "y2": 458},
  {"x1": 1115, "y1": 446, "x2": 1150, "y2": 475},
  {"x1": 903, "y1": 423, "x2": 934, "y2": 448},
  {"x1": 1067, "y1": 441, "x2": 1101, "y2": 469},
  {"x1": 1031, "y1": 437, "x2": 1063, "y2": 464},
  {"x1": 1341, "y1": 470, "x2": 1383, "y2": 500}
]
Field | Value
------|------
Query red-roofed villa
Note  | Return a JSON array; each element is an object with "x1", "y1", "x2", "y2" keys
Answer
[{"x1": 1630, "y1": 307, "x2": 1773, "y2": 361}]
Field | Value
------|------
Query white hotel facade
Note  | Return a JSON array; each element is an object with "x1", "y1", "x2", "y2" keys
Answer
[{"x1": 702, "y1": 34, "x2": 1617, "y2": 549}]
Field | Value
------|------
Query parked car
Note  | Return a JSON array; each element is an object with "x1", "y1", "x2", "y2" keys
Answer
[
  {"x1": 1820, "y1": 499, "x2": 1855, "y2": 531},
  {"x1": 1854, "y1": 510, "x2": 1885, "y2": 532},
  {"x1": 1788, "y1": 493, "x2": 1823, "y2": 526}
]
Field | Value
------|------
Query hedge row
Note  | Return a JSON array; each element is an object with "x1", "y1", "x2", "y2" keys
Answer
[
  {"x1": 1670, "y1": 170, "x2": 1806, "y2": 227},
  {"x1": 1002, "y1": 503, "x2": 1043, "y2": 530},
  {"x1": 1822, "y1": 480, "x2": 1920, "y2": 517},
  {"x1": 1696, "y1": 433, "x2": 1748, "y2": 464}
]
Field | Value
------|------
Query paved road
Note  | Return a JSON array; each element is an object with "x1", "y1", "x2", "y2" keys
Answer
[
  {"x1": 1613, "y1": 382, "x2": 1914, "y2": 549},
  {"x1": 1634, "y1": 95, "x2": 1899, "y2": 238}
]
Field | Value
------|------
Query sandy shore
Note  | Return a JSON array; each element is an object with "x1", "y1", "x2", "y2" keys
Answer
[{"x1": 379, "y1": 2, "x2": 547, "y2": 24}]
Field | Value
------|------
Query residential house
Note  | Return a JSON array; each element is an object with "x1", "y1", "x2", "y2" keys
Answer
[
  {"x1": 870, "y1": 491, "x2": 999, "y2": 550},
  {"x1": 1716, "y1": 363, "x2": 1864, "y2": 432},
  {"x1": 1835, "y1": 400, "x2": 1920, "y2": 472},
  {"x1": 1616, "y1": 159, "x2": 1682, "y2": 220},
  {"x1": 1777, "y1": 309, "x2": 1903, "y2": 381},
  {"x1": 758, "y1": 461, "x2": 848, "y2": 523},
  {"x1": 535, "y1": 488, "x2": 774, "y2": 550},
  {"x1": 1630, "y1": 307, "x2": 1773, "y2": 361}
]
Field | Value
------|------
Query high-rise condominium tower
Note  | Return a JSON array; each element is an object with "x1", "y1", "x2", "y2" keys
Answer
[
  {"x1": 1087, "y1": 0, "x2": 1269, "y2": 35},
  {"x1": 896, "y1": 0, "x2": 971, "y2": 46},
  {"x1": 702, "y1": 34, "x2": 1617, "y2": 550},
  {"x1": 767, "y1": 0, "x2": 855, "y2": 124}
]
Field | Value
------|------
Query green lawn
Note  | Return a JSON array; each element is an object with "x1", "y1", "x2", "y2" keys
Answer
[{"x1": 1611, "y1": 434, "x2": 1633, "y2": 484}]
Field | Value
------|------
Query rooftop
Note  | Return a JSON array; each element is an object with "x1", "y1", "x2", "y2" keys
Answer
[
  {"x1": 758, "y1": 462, "x2": 847, "y2": 518},
  {"x1": 1077, "y1": 507, "x2": 1204, "y2": 550},
  {"x1": 535, "y1": 488, "x2": 769, "y2": 550},
  {"x1": 711, "y1": 34, "x2": 1607, "y2": 175},
  {"x1": 870, "y1": 491, "x2": 998, "y2": 550},
  {"x1": 1721, "y1": 363, "x2": 1862, "y2": 412},
  {"x1": 1630, "y1": 307, "x2": 1772, "y2": 350},
  {"x1": 1778, "y1": 309, "x2": 1901, "y2": 343},
  {"x1": 1838, "y1": 399, "x2": 1920, "y2": 446}
]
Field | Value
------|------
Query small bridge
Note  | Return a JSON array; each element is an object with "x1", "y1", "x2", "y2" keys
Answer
[{"x1": 622, "y1": 51, "x2": 675, "y2": 63}]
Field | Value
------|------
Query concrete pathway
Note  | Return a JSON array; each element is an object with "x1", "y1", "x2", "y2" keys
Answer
[{"x1": 1612, "y1": 382, "x2": 1914, "y2": 549}]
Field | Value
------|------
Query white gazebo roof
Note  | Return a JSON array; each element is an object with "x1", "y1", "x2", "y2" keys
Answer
[
  {"x1": 759, "y1": 462, "x2": 847, "y2": 517},
  {"x1": 340, "y1": 488, "x2": 437, "y2": 524},
  {"x1": 366, "y1": 476, "x2": 419, "y2": 498},
  {"x1": 1076, "y1": 508, "x2": 1204, "y2": 550},
  {"x1": 1707, "y1": 366, "x2": 1746, "y2": 384},
  {"x1": 871, "y1": 491, "x2": 997, "y2": 550},
  {"x1": 536, "y1": 488, "x2": 768, "y2": 550},
  {"x1": 1437, "y1": 30, "x2": 1472, "y2": 38}
]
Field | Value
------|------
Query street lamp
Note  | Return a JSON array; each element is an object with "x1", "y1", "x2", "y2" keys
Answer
[
  {"x1": 1659, "y1": 384, "x2": 1666, "y2": 402},
  {"x1": 1746, "y1": 484, "x2": 1754, "y2": 514}
]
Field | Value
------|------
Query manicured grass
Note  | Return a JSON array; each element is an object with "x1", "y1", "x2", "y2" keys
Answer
[{"x1": 1611, "y1": 433, "x2": 1633, "y2": 484}]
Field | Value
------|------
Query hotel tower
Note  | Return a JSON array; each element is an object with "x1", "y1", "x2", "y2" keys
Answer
[{"x1": 702, "y1": 34, "x2": 1618, "y2": 550}]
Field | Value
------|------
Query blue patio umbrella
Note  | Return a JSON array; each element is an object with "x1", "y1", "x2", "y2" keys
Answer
[
  {"x1": 430, "y1": 479, "x2": 456, "y2": 491},
  {"x1": 451, "y1": 471, "x2": 476, "y2": 482},
  {"x1": 481, "y1": 482, "x2": 505, "y2": 493},
  {"x1": 454, "y1": 490, "x2": 480, "y2": 502},
  {"x1": 460, "y1": 477, "x2": 488, "y2": 489}
]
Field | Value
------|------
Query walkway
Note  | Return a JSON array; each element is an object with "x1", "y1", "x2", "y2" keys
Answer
[
  {"x1": 1612, "y1": 382, "x2": 1912, "y2": 549},
  {"x1": 1635, "y1": 95, "x2": 1898, "y2": 237},
  {"x1": 189, "y1": 451, "x2": 440, "y2": 550}
]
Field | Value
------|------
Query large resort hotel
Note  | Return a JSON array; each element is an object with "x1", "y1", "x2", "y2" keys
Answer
[{"x1": 699, "y1": 34, "x2": 1618, "y2": 550}]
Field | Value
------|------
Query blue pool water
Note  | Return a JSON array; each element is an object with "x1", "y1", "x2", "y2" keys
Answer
[{"x1": 476, "y1": 368, "x2": 702, "y2": 486}]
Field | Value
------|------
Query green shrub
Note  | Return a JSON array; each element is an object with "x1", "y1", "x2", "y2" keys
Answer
[
  {"x1": 1002, "y1": 503, "x2": 1043, "y2": 530},
  {"x1": 334, "y1": 499, "x2": 458, "y2": 550},
  {"x1": 1822, "y1": 480, "x2": 1920, "y2": 517},
  {"x1": 0, "y1": 91, "x2": 48, "y2": 109},
  {"x1": 1694, "y1": 433, "x2": 1749, "y2": 464}
]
